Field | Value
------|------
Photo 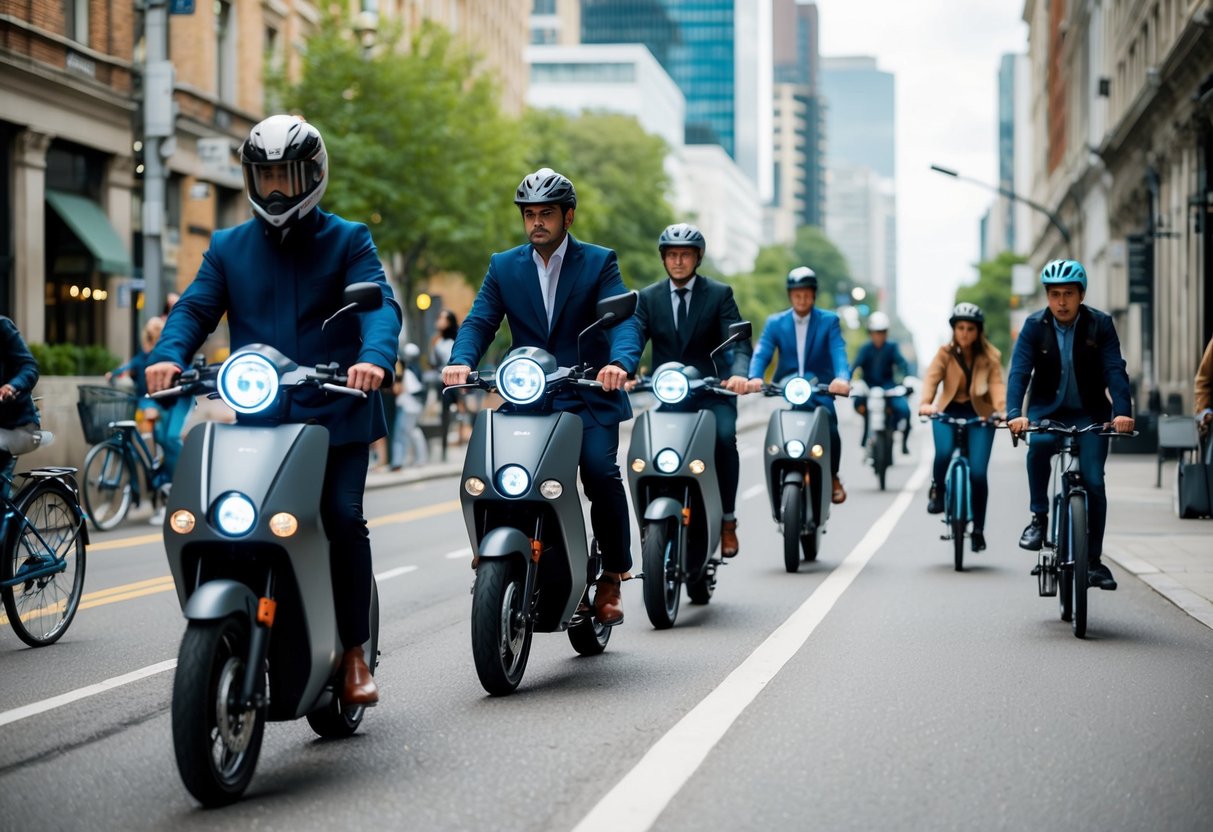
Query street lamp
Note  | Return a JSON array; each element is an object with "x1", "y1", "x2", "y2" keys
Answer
[{"x1": 929, "y1": 163, "x2": 1072, "y2": 250}]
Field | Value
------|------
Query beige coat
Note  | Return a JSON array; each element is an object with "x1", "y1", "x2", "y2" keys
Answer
[
  {"x1": 1196, "y1": 336, "x2": 1213, "y2": 413},
  {"x1": 922, "y1": 343, "x2": 1007, "y2": 419}
]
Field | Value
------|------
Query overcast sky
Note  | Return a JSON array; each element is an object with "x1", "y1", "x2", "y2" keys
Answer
[{"x1": 813, "y1": 0, "x2": 1029, "y2": 362}]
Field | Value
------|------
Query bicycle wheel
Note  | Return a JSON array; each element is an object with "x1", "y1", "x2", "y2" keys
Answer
[
  {"x1": 1, "y1": 479, "x2": 87, "y2": 647},
  {"x1": 81, "y1": 440, "x2": 134, "y2": 531},
  {"x1": 1057, "y1": 495, "x2": 1072, "y2": 622},
  {"x1": 946, "y1": 460, "x2": 968, "y2": 571},
  {"x1": 1068, "y1": 493, "x2": 1088, "y2": 638}
]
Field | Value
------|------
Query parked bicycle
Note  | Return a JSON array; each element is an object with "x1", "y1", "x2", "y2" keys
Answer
[
  {"x1": 0, "y1": 425, "x2": 88, "y2": 647},
  {"x1": 925, "y1": 413, "x2": 995, "y2": 571},
  {"x1": 77, "y1": 385, "x2": 171, "y2": 530},
  {"x1": 1010, "y1": 421, "x2": 1136, "y2": 638}
]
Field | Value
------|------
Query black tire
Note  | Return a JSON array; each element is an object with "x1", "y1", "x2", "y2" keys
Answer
[
  {"x1": 781, "y1": 483, "x2": 802, "y2": 573},
  {"x1": 471, "y1": 559, "x2": 532, "y2": 695},
  {"x1": 1069, "y1": 494, "x2": 1088, "y2": 638},
  {"x1": 81, "y1": 440, "x2": 134, "y2": 531},
  {"x1": 686, "y1": 573, "x2": 714, "y2": 604},
  {"x1": 1057, "y1": 497, "x2": 1073, "y2": 622},
  {"x1": 800, "y1": 527, "x2": 820, "y2": 562},
  {"x1": 875, "y1": 432, "x2": 891, "y2": 491},
  {"x1": 307, "y1": 582, "x2": 379, "y2": 738},
  {"x1": 172, "y1": 617, "x2": 265, "y2": 807},
  {"x1": 947, "y1": 466, "x2": 967, "y2": 571},
  {"x1": 1, "y1": 479, "x2": 87, "y2": 647},
  {"x1": 568, "y1": 601, "x2": 611, "y2": 656},
  {"x1": 641, "y1": 519, "x2": 680, "y2": 629}
]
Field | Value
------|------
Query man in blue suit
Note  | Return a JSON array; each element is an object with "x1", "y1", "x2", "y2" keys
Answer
[
  {"x1": 1006, "y1": 259, "x2": 1134, "y2": 591},
  {"x1": 746, "y1": 267, "x2": 852, "y2": 503},
  {"x1": 147, "y1": 115, "x2": 402, "y2": 706},
  {"x1": 442, "y1": 168, "x2": 642, "y2": 625}
]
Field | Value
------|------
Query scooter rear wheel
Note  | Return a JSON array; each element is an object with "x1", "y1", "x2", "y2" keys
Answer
[
  {"x1": 172, "y1": 616, "x2": 265, "y2": 807},
  {"x1": 471, "y1": 559, "x2": 532, "y2": 695},
  {"x1": 641, "y1": 519, "x2": 680, "y2": 629},
  {"x1": 781, "y1": 483, "x2": 803, "y2": 573}
]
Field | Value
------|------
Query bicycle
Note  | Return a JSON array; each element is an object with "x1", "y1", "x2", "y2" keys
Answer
[
  {"x1": 1, "y1": 428, "x2": 89, "y2": 647},
  {"x1": 925, "y1": 413, "x2": 994, "y2": 571},
  {"x1": 77, "y1": 385, "x2": 170, "y2": 531},
  {"x1": 1010, "y1": 420, "x2": 1136, "y2": 639}
]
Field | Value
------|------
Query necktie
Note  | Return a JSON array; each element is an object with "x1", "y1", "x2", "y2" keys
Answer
[
  {"x1": 545, "y1": 265, "x2": 558, "y2": 327},
  {"x1": 675, "y1": 287, "x2": 689, "y2": 332}
]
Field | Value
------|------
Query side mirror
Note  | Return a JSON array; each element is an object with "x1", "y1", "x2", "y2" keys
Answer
[
  {"x1": 595, "y1": 291, "x2": 638, "y2": 330},
  {"x1": 728, "y1": 321, "x2": 752, "y2": 341},
  {"x1": 343, "y1": 282, "x2": 384, "y2": 312}
]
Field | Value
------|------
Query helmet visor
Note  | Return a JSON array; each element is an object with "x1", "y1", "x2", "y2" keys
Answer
[{"x1": 246, "y1": 160, "x2": 320, "y2": 200}]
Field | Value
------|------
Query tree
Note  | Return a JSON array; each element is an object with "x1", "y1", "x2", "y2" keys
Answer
[
  {"x1": 520, "y1": 109, "x2": 675, "y2": 288},
  {"x1": 956, "y1": 251, "x2": 1024, "y2": 359},
  {"x1": 792, "y1": 226, "x2": 855, "y2": 309}
]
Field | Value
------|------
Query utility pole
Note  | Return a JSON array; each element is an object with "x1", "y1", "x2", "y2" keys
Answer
[{"x1": 141, "y1": 0, "x2": 177, "y2": 326}]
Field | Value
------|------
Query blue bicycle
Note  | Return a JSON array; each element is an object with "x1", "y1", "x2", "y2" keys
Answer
[{"x1": 926, "y1": 414, "x2": 992, "y2": 571}]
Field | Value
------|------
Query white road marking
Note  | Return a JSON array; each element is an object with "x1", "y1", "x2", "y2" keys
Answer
[
  {"x1": 376, "y1": 565, "x2": 419, "y2": 581},
  {"x1": 741, "y1": 483, "x2": 766, "y2": 501},
  {"x1": 443, "y1": 548, "x2": 472, "y2": 560},
  {"x1": 570, "y1": 457, "x2": 932, "y2": 832},
  {"x1": 0, "y1": 660, "x2": 178, "y2": 729}
]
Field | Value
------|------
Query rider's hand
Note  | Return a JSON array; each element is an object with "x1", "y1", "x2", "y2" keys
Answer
[
  {"x1": 442, "y1": 364, "x2": 472, "y2": 387},
  {"x1": 145, "y1": 361, "x2": 183, "y2": 394},
  {"x1": 828, "y1": 378, "x2": 851, "y2": 397},
  {"x1": 723, "y1": 375, "x2": 749, "y2": 394},
  {"x1": 346, "y1": 362, "x2": 385, "y2": 392},
  {"x1": 596, "y1": 364, "x2": 628, "y2": 392},
  {"x1": 0, "y1": 383, "x2": 16, "y2": 402},
  {"x1": 1199, "y1": 409, "x2": 1213, "y2": 435},
  {"x1": 1008, "y1": 416, "x2": 1030, "y2": 436},
  {"x1": 1111, "y1": 415, "x2": 1135, "y2": 434},
  {"x1": 745, "y1": 378, "x2": 764, "y2": 394},
  {"x1": 623, "y1": 378, "x2": 639, "y2": 393},
  {"x1": 918, "y1": 403, "x2": 936, "y2": 417}
]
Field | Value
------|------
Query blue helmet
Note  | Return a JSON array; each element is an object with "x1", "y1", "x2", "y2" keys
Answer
[{"x1": 1040, "y1": 259, "x2": 1087, "y2": 291}]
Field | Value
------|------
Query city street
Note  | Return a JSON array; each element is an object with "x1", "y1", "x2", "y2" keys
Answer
[{"x1": 2, "y1": 409, "x2": 1211, "y2": 831}]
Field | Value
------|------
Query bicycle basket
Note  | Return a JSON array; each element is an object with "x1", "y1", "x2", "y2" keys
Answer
[{"x1": 77, "y1": 386, "x2": 138, "y2": 444}]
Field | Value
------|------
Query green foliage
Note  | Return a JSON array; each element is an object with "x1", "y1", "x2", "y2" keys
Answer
[
  {"x1": 956, "y1": 251, "x2": 1024, "y2": 359},
  {"x1": 29, "y1": 343, "x2": 120, "y2": 376},
  {"x1": 793, "y1": 226, "x2": 856, "y2": 307},
  {"x1": 519, "y1": 109, "x2": 675, "y2": 289}
]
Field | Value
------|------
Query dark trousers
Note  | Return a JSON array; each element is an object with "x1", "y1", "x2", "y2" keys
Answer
[
  {"x1": 826, "y1": 407, "x2": 842, "y2": 477},
  {"x1": 321, "y1": 442, "x2": 374, "y2": 647},
  {"x1": 930, "y1": 402, "x2": 995, "y2": 529},
  {"x1": 707, "y1": 399, "x2": 740, "y2": 516},
  {"x1": 1026, "y1": 411, "x2": 1110, "y2": 561},
  {"x1": 578, "y1": 418, "x2": 632, "y2": 573}
]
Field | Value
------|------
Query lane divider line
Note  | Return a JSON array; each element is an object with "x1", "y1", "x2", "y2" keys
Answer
[
  {"x1": 443, "y1": 548, "x2": 471, "y2": 560},
  {"x1": 570, "y1": 457, "x2": 932, "y2": 832},
  {"x1": 740, "y1": 483, "x2": 766, "y2": 501},
  {"x1": 89, "y1": 533, "x2": 162, "y2": 552},
  {"x1": 0, "y1": 660, "x2": 178, "y2": 729},
  {"x1": 375, "y1": 565, "x2": 419, "y2": 581}
]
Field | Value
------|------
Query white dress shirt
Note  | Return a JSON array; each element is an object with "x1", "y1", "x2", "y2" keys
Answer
[
  {"x1": 793, "y1": 310, "x2": 811, "y2": 375},
  {"x1": 532, "y1": 233, "x2": 570, "y2": 328}
]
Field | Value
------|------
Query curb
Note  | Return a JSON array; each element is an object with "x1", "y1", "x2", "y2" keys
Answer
[{"x1": 1104, "y1": 548, "x2": 1213, "y2": 632}]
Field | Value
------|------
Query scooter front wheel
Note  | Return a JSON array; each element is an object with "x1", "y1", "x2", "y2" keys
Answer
[
  {"x1": 471, "y1": 559, "x2": 533, "y2": 695},
  {"x1": 172, "y1": 616, "x2": 265, "y2": 807},
  {"x1": 641, "y1": 519, "x2": 680, "y2": 629},
  {"x1": 781, "y1": 483, "x2": 803, "y2": 573}
]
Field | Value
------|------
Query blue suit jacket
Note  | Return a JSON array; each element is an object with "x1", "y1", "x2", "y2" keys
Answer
[
  {"x1": 749, "y1": 307, "x2": 850, "y2": 412},
  {"x1": 1, "y1": 316, "x2": 40, "y2": 428},
  {"x1": 852, "y1": 341, "x2": 909, "y2": 388},
  {"x1": 451, "y1": 234, "x2": 642, "y2": 426},
  {"x1": 149, "y1": 210, "x2": 403, "y2": 445}
]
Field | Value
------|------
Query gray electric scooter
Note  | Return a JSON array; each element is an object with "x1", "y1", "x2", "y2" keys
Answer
[
  {"x1": 762, "y1": 377, "x2": 838, "y2": 572},
  {"x1": 627, "y1": 321, "x2": 750, "y2": 628},
  {"x1": 448, "y1": 291, "x2": 637, "y2": 696},
  {"x1": 155, "y1": 283, "x2": 384, "y2": 807}
]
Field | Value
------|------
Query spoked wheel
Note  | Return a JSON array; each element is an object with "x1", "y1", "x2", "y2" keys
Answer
[
  {"x1": 81, "y1": 441, "x2": 133, "y2": 531},
  {"x1": 308, "y1": 582, "x2": 379, "y2": 738},
  {"x1": 781, "y1": 483, "x2": 803, "y2": 573},
  {"x1": 471, "y1": 559, "x2": 533, "y2": 695},
  {"x1": 1068, "y1": 494, "x2": 1088, "y2": 638},
  {"x1": 641, "y1": 519, "x2": 680, "y2": 629},
  {"x1": 1, "y1": 479, "x2": 87, "y2": 647},
  {"x1": 172, "y1": 617, "x2": 265, "y2": 807}
]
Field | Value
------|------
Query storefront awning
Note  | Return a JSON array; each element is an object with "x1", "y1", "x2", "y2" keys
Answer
[{"x1": 45, "y1": 190, "x2": 132, "y2": 275}]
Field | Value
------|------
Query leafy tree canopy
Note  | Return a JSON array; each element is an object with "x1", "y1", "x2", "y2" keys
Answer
[{"x1": 956, "y1": 251, "x2": 1024, "y2": 359}]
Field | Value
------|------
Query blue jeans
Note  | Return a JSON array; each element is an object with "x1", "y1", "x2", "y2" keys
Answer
[
  {"x1": 389, "y1": 405, "x2": 427, "y2": 468},
  {"x1": 1026, "y1": 411, "x2": 1110, "y2": 561},
  {"x1": 152, "y1": 396, "x2": 193, "y2": 486},
  {"x1": 930, "y1": 402, "x2": 995, "y2": 529}
]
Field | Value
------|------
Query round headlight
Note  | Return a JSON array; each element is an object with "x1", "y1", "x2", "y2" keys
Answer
[
  {"x1": 214, "y1": 492, "x2": 256, "y2": 537},
  {"x1": 497, "y1": 465, "x2": 530, "y2": 497},
  {"x1": 810, "y1": 444, "x2": 825, "y2": 458},
  {"x1": 539, "y1": 479, "x2": 564, "y2": 499},
  {"x1": 689, "y1": 459, "x2": 706, "y2": 475},
  {"x1": 268, "y1": 512, "x2": 298, "y2": 538},
  {"x1": 655, "y1": 448, "x2": 681, "y2": 474},
  {"x1": 217, "y1": 352, "x2": 280, "y2": 414},
  {"x1": 497, "y1": 357, "x2": 546, "y2": 405},
  {"x1": 785, "y1": 440, "x2": 806, "y2": 458},
  {"x1": 784, "y1": 377, "x2": 812, "y2": 406},
  {"x1": 653, "y1": 369, "x2": 689, "y2": 404},
  {"x1": 631, "y1": 458, "x2": 646, "y2": 473}
]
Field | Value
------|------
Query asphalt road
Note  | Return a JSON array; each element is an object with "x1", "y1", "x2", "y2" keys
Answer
[{"x1": 2, "y1": 409, "x2": 1211, "y2": 832}]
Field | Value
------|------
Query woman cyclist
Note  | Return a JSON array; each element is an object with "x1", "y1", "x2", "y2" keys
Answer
[{"x1": 918, "y1": 303, "x2": 1006, "y2": 553}]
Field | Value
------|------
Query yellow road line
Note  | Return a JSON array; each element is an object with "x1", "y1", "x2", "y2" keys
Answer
[
  {"x1": 89, "y1": 533, "x2": 162, "y2": 552},
  {"x1": 367, "y1": 499, "x2": 460, "y2": 527},
  {"x1": 0, "y1": 576, "x2": 176, "y2": 625}
]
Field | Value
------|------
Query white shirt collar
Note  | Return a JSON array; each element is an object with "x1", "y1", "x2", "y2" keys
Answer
[
  {"x1": 532, "y1": 232, "x2": 570, "y2": 271},
  {"x1": 793, "y1": 308, "x2": 811, "y2": 324},
  {"x1": 670, "y1": 275, "x2": 697, "y2": 294}
]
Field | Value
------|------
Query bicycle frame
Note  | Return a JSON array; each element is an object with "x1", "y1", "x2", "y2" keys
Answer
[
  {"x1": 103, "y1": 426, "x2": 165, "y2": 498},
  {"x1": 0, "y1": 475, "x2": 86, "y2": 589}
]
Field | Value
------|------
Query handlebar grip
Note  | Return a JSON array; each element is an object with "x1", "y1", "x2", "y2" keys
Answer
[{"x1": 321, "y1": 382, "x2": 368, "y2": 399}]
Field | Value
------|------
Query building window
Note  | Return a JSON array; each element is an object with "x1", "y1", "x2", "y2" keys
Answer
[
  {"x1": 533, "y1": 0, "x2": 557, "y2": 13},
  {"x1": 64, "y1": 0, "x2": 89, "y2": 44},
  {"x1": 215, "y1": 0, "x2": 236, "y2": 104}
]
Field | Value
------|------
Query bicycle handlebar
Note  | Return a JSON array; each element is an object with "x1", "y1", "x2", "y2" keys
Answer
[{"x1": 1000, "y1": 419, "x2": 1140, "y2": 448}]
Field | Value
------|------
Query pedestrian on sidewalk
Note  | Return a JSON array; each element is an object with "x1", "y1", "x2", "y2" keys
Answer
[{"x1": 1196, "y1": 335, "x2": 1213, "y2": 437}]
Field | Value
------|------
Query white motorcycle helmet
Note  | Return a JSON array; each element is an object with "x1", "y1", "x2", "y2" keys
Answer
[{"x1": 240, "y1": 115, "x2": 328, "y2": 229}]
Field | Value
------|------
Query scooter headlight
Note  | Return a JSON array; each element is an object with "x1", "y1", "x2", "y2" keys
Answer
[
  {"x1": 652, "y1": 369, "x2": 689, "y2": 404},
  {"x1": 496, "y1": 357, "x2": 546, "y2": 405},
  {"x1": 496, "y1": 465, "x2": 530, "y2": 497},
  {"x1": 213, "y1": 492, "x2": 256, "y2": 537},
  {"x1": 217, "y1": 352, "x2": 280, "y2": 414},
  {"x1": 784, "y1": 377, "x2": 812, "y2": 406},
  {"x1": 785, "y1": 440, "x2": 806, "y2": 459},
  {"x1": 655, "y1": 448, "x2": 681, "y2": 474}
]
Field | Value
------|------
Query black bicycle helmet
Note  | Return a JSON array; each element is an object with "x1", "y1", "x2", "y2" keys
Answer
[
  {"x1": 786, "y1": 266, "x2": 818, "y2": 291},
  {"x1": 659, "y1": 223, "x2": 706, "y2": 254},
  {"x1": 514, "y1": 167, "x2": 577, "y2": 210},
  {"x1": 240, "y1": 115, "x2": 328, "y2": 229},
  {"x1": 949, "y1": 302, "x2": 985, "y2": 328}
]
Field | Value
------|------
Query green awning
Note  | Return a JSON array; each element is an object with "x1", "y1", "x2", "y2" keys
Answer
[{"x1": 45, "y1": 190, "x2": 132, "y2": 275}]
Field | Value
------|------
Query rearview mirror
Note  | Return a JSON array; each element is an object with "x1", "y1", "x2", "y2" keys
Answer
[
  {"x1": 342, "y1": 282, "x2": 384, "y2": 312},
  {"x1": 728, "y1": 321, "x2": 752, "y2": 341},
  {"x1": 595, "y1": 291, "x2": 638, "y2": 330}
]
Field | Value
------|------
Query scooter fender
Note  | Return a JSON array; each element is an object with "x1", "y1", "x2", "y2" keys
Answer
[
  {"x1": 643, "y1": 496, "x2": 685, "y2": 523},
  {"x1": 182, "y1": 579, "x2": 258, "y2": 622},
  {"x1": 477, "y1": 526, "x2": 532, "y2": 563}
]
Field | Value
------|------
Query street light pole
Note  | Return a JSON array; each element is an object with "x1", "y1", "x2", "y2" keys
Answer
[
  {"x1": 929, "y1": 163, "x2": 1072, "y2": 251},
  {"x1": 142, "y1": 0, "x2": 176, "y2": 325}
]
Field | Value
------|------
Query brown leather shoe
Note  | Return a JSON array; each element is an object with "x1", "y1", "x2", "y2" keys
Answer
[
  {"x1": 831, "y1": 476, "x2": 847, "y2": 504},
  {"x1": 593, "y1": 574, "x2": 624, "y2": 626},
  {"x1": 721, "y1": 520, "x2": 739, "y2": 558},
  {"x1": 340, "y1": 645, "x2": 379, "y2": 707}
]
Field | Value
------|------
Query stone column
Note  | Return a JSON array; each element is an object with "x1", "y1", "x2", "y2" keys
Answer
[
  {"x1": 13, "y1": 129, "x2": 51, "y2": 341},
  {"x1": 104, "y1": 154, "x2": 136, "y2": 359}
]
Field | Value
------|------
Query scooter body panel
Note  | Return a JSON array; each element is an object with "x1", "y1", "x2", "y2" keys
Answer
[{"x1": 764, "y1": 406, "x2": 831, "y2": 533}]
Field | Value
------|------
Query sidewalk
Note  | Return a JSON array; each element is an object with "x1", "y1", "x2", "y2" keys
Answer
[{"x1": 1102, "y1": 455, "x2": 1213, "y2": 630}]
